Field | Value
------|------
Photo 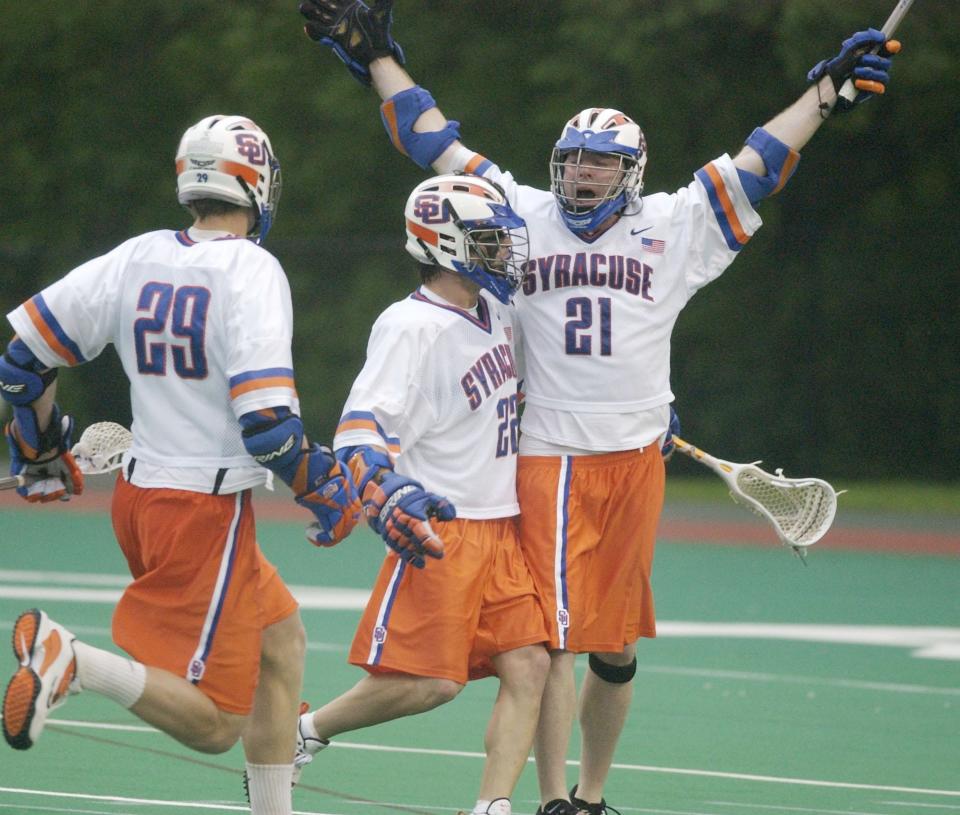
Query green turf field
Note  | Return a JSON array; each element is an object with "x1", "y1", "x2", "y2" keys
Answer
[{"x1": 0, "y1": 493, "x2": 958, "y2": 815}]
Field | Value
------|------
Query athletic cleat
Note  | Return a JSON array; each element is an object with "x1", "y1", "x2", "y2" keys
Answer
[
  {"x1": 3, "y1": 608, "x2": 79, "y2": 750},
  {"x1": 292, "y1": 701, "x2": 329, "y2": 785},
  {"x1": 570, "y1": 786, "x2": 621, "y2": 815},
  {"x1": 536, "y1": 799, "x2": 581, "y2": 815}
]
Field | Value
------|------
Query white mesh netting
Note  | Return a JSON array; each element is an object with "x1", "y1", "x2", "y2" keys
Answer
[
  {"x1": 735, "y1": 469, "x2": 837, "y2": 547},
  {"x1": 71, "y1": 422, "x2": 133, "y2": 475}
]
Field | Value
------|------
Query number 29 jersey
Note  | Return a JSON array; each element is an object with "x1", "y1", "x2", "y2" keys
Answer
[{"x1": 7, "y1": 229, "x2": 300, "y2": 491}]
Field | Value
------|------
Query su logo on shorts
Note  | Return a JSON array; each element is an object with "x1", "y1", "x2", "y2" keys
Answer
[
  {"x1": 557, "y1": 608, "x2": 570, "y2": 629},
  {"x1": 188, "y1": 658, "x2": 206, "y2": 682},
  {"x1": 374, "y1": 626, "x2": 387, "y2": 644}
]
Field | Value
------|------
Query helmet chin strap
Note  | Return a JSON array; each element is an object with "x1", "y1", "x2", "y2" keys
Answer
[
  {"x1": 236, "y1": 177, "x2": 263, "y2": 238},
  {"x1": 560, "y1": 194, "x2": 628, "y2": 235}
]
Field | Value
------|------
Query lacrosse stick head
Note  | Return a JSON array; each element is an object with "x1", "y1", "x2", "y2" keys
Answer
[
  {"x1": 70, "y1": 422, "x2": 133, "y2": 475},
  {"x1": 731, "y1": 465, "x2": 838, "y2": 550}
]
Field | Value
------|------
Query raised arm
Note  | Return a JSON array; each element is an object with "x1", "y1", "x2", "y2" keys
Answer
[
  {"x1": 733, "y1": 28, "x2": 900, "y2": 197},
  {"x1": 300, "y1": 0, "x2": 464, "y2": 172}
]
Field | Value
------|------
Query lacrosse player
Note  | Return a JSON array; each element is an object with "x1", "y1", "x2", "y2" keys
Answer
[
  {"x1": 0, "y1": 114, "x2": 361, "y2": 815},
  {"x1": 292, "y1": 174, "x2": 551, "y2": 815},
  {"x1": 298, "y1": 3, "x2": 901, "y2": 814}
]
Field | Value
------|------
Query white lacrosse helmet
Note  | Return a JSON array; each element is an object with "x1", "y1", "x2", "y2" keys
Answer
[
  {"x1": 175, "y1": 114, "x2": 282, "y2": 244},
  {"x1": 549, "y1": 107, "x2": 647, "y2": 234},
  {"x1": 404, "y1": 174, "x2": 529, "y2": 304}
]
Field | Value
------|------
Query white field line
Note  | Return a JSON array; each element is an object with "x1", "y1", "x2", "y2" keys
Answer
[
  {"x1": 0, "y1": 788, "x2": 455, "y2": 815},
  {"x1": 65, "y1": 624, "x2": 348, "y2": 652},
  {"x1": 0, "y1": 579, "x2": 370, "y2": 610},
  {"x1": 4, "y1": 571, "x2": 960, "y2": 659},
  {"x1": 705, "y1": 802, "x2": 897, "y2": 815},
  {"x1": 49, "y1": 622, "x2": 960, "y2": 696},
  {"x1": 17, "y1": 723, "x2": 960, "y2": 799},
  {"x1": 628, "y1": 665, "x2": 960, "y2": 696},
  {"x1": 0, "y1": 788, "x2": 344, "y2": 814}
]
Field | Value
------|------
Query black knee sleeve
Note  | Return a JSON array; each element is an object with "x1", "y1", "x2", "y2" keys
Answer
[{"x1": 588, "y1": 653, "x2": 637, "y2": 684}]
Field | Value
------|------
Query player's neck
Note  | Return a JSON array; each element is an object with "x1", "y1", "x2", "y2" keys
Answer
[
  {"x1": 425, "y1": 273, "x2": 480, "y2": 309},
  {"x1": 193, "y1": 210, "x2": 253, "y2": 238},
  {"x1": 580, "y1": 211, "x2": 621, "y2": 241}
]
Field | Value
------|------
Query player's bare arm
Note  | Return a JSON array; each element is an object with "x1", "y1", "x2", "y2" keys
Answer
[
  {"x1": 300, "y1": 0, "x2": 464, "y2": 171},
  {"x1": 733, "y1": 28, "x2": 899, "y2": 200},
  {"x1": 733, "y1": 78, "x2": 835, "y2": 174}
]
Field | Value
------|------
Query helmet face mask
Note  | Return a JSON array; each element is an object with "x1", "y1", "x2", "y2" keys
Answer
[
  {"x1": 549, "y1": 108, "x2": 647, "y2": 234},
  {"x1": 466, "y1": 228, "x2": 517, "y2": 276},
  {"x1": 405, "y1": 174, "x2": 529, "y2": 304},
  {"x1": 175, "y1": 115, "x2": 282, "y2": 245}
]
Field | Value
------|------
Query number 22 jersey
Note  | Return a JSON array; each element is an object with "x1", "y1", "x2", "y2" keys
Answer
[{"x1": 334, "y1": 286, "x2": 520, "y2": 519}]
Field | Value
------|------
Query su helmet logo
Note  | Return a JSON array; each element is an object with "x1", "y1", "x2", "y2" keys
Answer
[
  {"x1": 235, "y1": 133, "x2": 266, "y2": 166},
  {"x1": 411, "y1": 193, "x2": 450, "y2": 225}
]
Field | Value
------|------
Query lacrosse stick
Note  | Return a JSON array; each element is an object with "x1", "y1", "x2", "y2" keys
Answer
[
  {"x1": 0, "y1": 421, "x2": 133, "y2": 492},
  {"x1": 672, "y1": 436, "x2": 841, "y2": 562},
  {"x1": 70, "y1": 421, "x2": 133, "y2": 475},
  {"x1": 837, "y1": 0, "x2": 915, "y2": 106},
  {"x1": 0, "y1": 474, "x2": 24, "y2": 491}
]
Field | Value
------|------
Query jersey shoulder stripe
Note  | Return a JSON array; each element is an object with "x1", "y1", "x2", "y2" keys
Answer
[
  {"x1": 464, "y1": 153, "x2": 492, "y2": 174},
  {"x1": 335, "y1": 410, "x2": 402, "y2": 456},
  {"x1": 228, "y1": 367, "x2": 296, "y2": 400},
  {"x1": 22, "y1": 294, "x2": 86, "y2": 366},
  {"x1": 695, "y1": 161, "x2": 752, "y2": 252}
]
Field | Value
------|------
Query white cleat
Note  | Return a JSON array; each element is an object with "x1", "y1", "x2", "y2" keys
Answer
[
  {"x1": 242, "y1": 702, "x2": 329, "y2": 801},
  {"x1": 3, "y1": 608, "x2": 80, "y2": 750},
  {"x1": 292, "y1": 702, "x2": 329, "y2": 785}
]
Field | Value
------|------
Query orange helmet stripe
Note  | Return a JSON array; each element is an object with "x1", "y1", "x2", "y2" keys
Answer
[{"x1": 406, "y1": 219, "x2": 439, "y2": 246}]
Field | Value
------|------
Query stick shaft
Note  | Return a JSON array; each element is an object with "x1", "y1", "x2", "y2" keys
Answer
[
  {"x1": 672, "y1": 436, "x2": 735, "y2": 479},
  {"x1": 0, "y1": 475, "x2": 24, "y2": 491},
  {"x1": 838, "y1": 0, "x2": 915, "y2": 103}
]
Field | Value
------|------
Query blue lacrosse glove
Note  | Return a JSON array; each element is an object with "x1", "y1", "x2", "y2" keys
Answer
[
  {"x1": 361, "y1": 471, "x2": 455, "y2": 568},
  {"x1": 807, "y1": 29, "x2": 901, "y2": 112},
  {"x1": 294, "y1": 444, "x2": 362, "y2": 546},
  {"x1": 661, "y1": 406, "x2": 680, "y2": 462},
  {"x1": 6, "y1": 405, "x2": 84, "y2": 502},
  {"x1": 300, "y1": 0, "x2": 405, "y2": 86}
]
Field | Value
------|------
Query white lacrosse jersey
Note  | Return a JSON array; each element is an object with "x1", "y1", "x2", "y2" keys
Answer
[
  {"x1": 7, "y1": 227, "x2": 300, "y2": 493},
  {"x1": 333, "y1": 286, "x2": 520, "y2": 519},
  {"x1": 456, "y1": 153, "x2": 761, "y2": 451}
]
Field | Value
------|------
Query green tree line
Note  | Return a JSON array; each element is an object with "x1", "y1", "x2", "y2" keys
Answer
[{"x1": 2, "y1": 1, "x2": 957, "y2": 480}]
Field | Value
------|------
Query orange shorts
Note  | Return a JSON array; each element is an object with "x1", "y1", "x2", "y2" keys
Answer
[
  {"x1": 110, "y1": 476, "x2": 299, "y2": 714},
  {"x1": 517, "y1": 446, "x2": 665, "y2": 653},
  {"x1": 349, "y1": 516, "x2": 549, "y2": 683}
]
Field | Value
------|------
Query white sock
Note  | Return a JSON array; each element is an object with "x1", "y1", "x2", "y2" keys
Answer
[
  {"x1": 299, "y1": 709, "x2": 321, "y2": 741},
  {"x1": 245, "y1": 763, "x2": 293, "y2": 815},
  {"x1": 73, "y1": 641, "x2": 146, "y2": 708},
  {"x1": 475, "y1": 798, "x2": 511, "y2": 815}
]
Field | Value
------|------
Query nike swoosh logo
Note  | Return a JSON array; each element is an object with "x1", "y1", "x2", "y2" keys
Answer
[
  {"x1": 630, "y1": 226, "x2": 653, "y2": 236},
  {"x1": 39, "y1": 630, "x2": 62, "y2": 676},
  {"x1": 18, "y1": 632, "x2": 30, "y2": 667}
]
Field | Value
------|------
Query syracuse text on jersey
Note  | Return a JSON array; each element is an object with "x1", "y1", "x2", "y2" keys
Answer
[
  {"x1": 520, "y1": 252, "x2": 656, "y2": 300},
  {"x1": 460, "y1": 342, "x2": 518, "y2": 411}
]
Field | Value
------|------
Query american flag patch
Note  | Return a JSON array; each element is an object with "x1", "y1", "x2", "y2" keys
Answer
[
  {"x1": 641, "y1": 237, "x2": 666, "y2": 254},
  {"x1": 504, "y1": 326, "x2": 513, "y2": 341}
]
